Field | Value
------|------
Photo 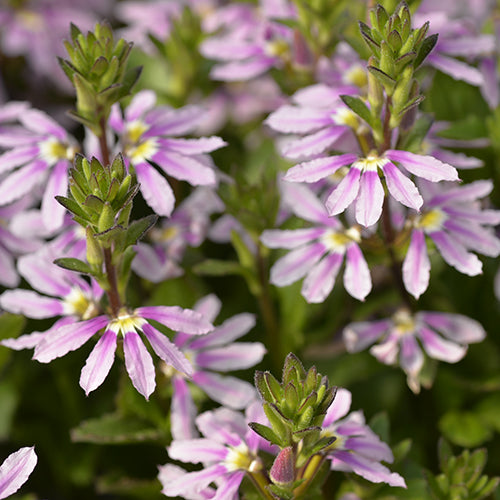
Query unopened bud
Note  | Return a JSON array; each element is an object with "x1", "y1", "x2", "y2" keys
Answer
[{"x1": 270, "y1": 447, "x2": 295, "y2": 487}]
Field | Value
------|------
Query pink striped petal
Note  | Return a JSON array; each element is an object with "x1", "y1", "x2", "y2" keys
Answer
[
  {"x1": 443, "y1": 219, "x2": 500, "y2": 257},
  {"x1": 428, "y1": 53, "x2": 484, "y2": 86},
  {"x1": 0, "y1": 247, "x2": 18, "y2": 287},
  {"x1": 265, "y1": 105, "x2": 332, "y2": 133},
  {"x1": 141, "y1": 323, "x2": 193, "y2": 376},
  {"x1": 195, "y1": 342, "x2": 265, "y2": 371},
  {"x1": 79, "y1": 329, "x2": 117, "y2": 395},
  {"x1": 382, "y1": 161, "x2": 423, "y2": 210},
  {"x1": 418, "y1": 312, "x2": 486, "y2": 344},
  {"x1": 168, "y1": 439, "x2": 228, "y2": 463},
  {"x1": 159, "y1": 137, "x2": 226, "y2": 155},
  {"x1": 189, "y1": 313, "x2": 256, "y2": 349},
  {"x1": 171, "y1": 377, "x2": 197, "y2": 440},
  {"x1": 0, "y1": 290, "x2": 64, "y2": 318},
  {"x1": 261, "y1": 228, "x2": 325, "y2": 249},
  {"x1": 284, "y1": 154, "x2": 357, "y2": 183},
  {"x1": 0, "y1": 447, "x2": 37, "y2": 500},
  {"x1": 280, "y1": 182, "x2": 332, "y2": 225},
  {"x1": 123, "y1": 330, "x2": 156, "y2": 399},
  {"x1": 269, "y1": 242, "x2": 326, "y2": 286},
  {"x1": 210, "y1": 57, "x2": 275, "y2": 81},
  {"x1": 402, "y1": 229, "x2": 430, "y2": 299},
  {"x1": 385, "y1": 150, "x2": 459, "y2": 182},
  {"x1": 20, "y1": 109, "x2": 67, "y2": 140},
  {"x1": 301, "y1": 252, "x2": 343, "y2": 303},
  {"x1": 134, "y1": 161, "x2": 175, "y2": 217},
  {"x1": 161, "y1": 464, "x2": 227, "y2": 497},
  {"x1": 400, "y1": 335, "x2": 424, "y2": 378},
  {"x1": 430, "y1": 230, "x2": 482, "y2": 275},
  {"x1": 125, "y1": 90, "x2": 157, "y2": 121},
  {"x1": 323, "y1": 388, "x2": 352, "y2": 426},
  {"x1": 0, "y1": 145, "x2": 39, "y2": 175},
  {"x1": 41, "y1": 159, "x2": 68, "y2": 231},
  {"x1": 283, "y1": 126, "x2": 346, "y2": 159},
  {"x1": 33, "y1": 316, "x2": 109, "y2": 363},
  {"x1": 152, "y1": 151, "x2": 216, "y2": 185},
  {"x1": 325, "y1": 166, "x2": 361, "y2": 216},
  {"x1": 0, "y1": 160, "x2": 47, "y2": 205},
  {"x1": 418, "y1": 326, "x2": 466, "y2": 362},
  {"x1": 344, "y1": 243, "x2": 371, "y2": 301},
  {"x1": 137, "y1": 306, "x2": 213, "y2": 335},
  {"x1": 355, "y1": 169, "x2": 384, "y2": 227},
  {"x1": 343, "y1": 319, "x2": 392, "y2": 352},
  {"x1": 192, "y1": 371, "x2": 257, "y2": 409}
]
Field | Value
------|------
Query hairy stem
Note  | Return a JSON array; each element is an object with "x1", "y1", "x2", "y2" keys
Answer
[
  {"x1": 103, "y1": 247, "x2": 122, "y2": 316},
  {"x1": 248, "y1": 470, "x2": 274, "y2": 500}
]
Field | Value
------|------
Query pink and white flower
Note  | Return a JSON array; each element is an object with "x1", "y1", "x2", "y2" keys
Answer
[
  {"x1": 344, "y1": 309, "x2": 486, "y2": 393},
  {"x1": 402, "y1": 180, "x2": 500, "y2": 299},
  {"x1": 168, "y1": 294, "x2": 265, "y2": 440},
  {"x1": 322, "y1": 388, "x2": 406, "y2": 487},
  {"x1": 284, "y1": 150, "x2": 459, "y2": 227},
  {"x1": 109, "y1": 90, "x2": 226, "y2": 217},
  {"x1": 261, "y1": 183, "x2": 371, "y2": 302}
]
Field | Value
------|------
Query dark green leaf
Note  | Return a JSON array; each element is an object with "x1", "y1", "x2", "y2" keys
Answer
[
  {"x1": 54, "y1": 257, "x2": 92, "y2": 275},
  {"x1": 125, "y1": 215, "x2": 158, "y2": 247},
  {"x1": 340, "y1": 95, "x2": 373, "y2": 126}
]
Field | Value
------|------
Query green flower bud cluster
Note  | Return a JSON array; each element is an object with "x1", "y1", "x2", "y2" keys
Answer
[
  {"x1": 58, "y1": 22, "x2": 142, "y2": 135},
  {"x1": 360, "y1": 2, "x2": 437, "y2": 129},
  {"x1": 425, "y1": 440, "x2": 500, "y2": 500},
  {"x1": 250, "y1": 354, "x2": 336, "y2": 497},
  {"x1": 55, "y1": 154, "x2": 157, "y2": 304}
]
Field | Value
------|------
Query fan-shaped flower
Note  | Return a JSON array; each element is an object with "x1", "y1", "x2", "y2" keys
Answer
[
  {"x1": 344, "y1": 309, "x2": 486, "y2": 393},
  {"x1": 109, "y1": 90, "x2": 226, "y2": 217},
  {"x1": 261, "y1": 183, "x2": 371, "y2": 302}
]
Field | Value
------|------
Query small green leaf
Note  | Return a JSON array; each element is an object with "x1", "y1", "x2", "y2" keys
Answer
[
  {"x1": 415, "y1": 33, "x2": 438, "y2": 68},
  {"x1": 439, "y1": 411, "x2": 493, "y2": 448},
  {"x1": 125, "y1": 214, "x2": 158, "y2": 247},
  {"x1": 340, "y1": 95, "x2": 373, "y2": 126},
  {"x1": 248, "y1": 422, "x2": 282, "y2": 447},
  {"x1": 367, "y1": 65, "x2": 396, "y2": 90},
  {"x1": 193, "y1": 259, "x2": 245, "y2": 276},
  {"x1": 54, "y1": 257, "x2": 92, "y2": 275}
]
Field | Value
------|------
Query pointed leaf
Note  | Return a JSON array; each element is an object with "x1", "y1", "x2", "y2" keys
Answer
[{"x1": 54, "y1": 257, "x2": 92, "y2": 275}]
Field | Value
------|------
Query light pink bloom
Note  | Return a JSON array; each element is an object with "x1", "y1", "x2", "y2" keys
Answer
[
  {"x1": 109, "y1": 90, "x2": 226, "y2": 217},
  {"x1": 261, "y1": 183, "x2": 371, "y2": 302},
  {"x1": 344, "y1": 309, "x2": 486, "y2": 393},
  {"x1": 403, "y1": 180, "x2": 500, "y2": 299},
  {"x1": 0, "y1": 104, "x2": 78, "y2": 231},
  {"x1": 284, "y1": 150, "x2": 459, "y2": 227},
  {"x1": 322, "y1": 388, "x2": 406, "y2": 488},
  {"x1": 169, "y1": 294, "x2": 265, "y2": 440},
  {"x1": 0, "y1": 447, "x2": 37, "y2": 500},
  {"x1": 162, "y1": 403, "x2": 270, "y2": 499}
]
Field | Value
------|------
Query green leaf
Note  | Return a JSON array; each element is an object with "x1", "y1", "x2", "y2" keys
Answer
[
  {"x1": 247, "y1": 422, "x2": 283, "y2": 447},
  {"x1": 125, "y1": 214, "x2": 158, "y2": 247},
  {"x1": 54, "y1": 257, "x2": 93, "y2": 275},
  {"x1": 340, "y1": 95, "x2": 373, "y2": 126},
  {"x1": 193, "y1": 259, "x2": 245, "y2": 276},
  {"x1": 439, "y1": 411, "x2": 493, "y2": 447},
  {"x1": 415, "y1": 33, "x2": 438, "y2": 68},
  {"x1": 367, "y1": 65, "x2": 396, "y2": 90},
  {"x1": 71, "y1": 412, "x2": 163, "y2": 444}
]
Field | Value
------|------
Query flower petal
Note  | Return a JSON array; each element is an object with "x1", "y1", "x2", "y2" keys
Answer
[
  {"x1": 355, "y1": 169, "x2": 384, "y2": 227},
  {"x1": 135, "y1": 161, "x2": 175, "y2": 217},
  {"x1": 123, "y1": 330, "x2": 156, "y2": 400},
  {"x1": 0, "y1": 447, "x2": 37, "y2": 500},
  {"x1": 137, "y1": 306, "x2": 213, "y2": 335},
  {"x1": 402, "y1": 229, "x2": 430, "y2": 299},
  {"x1": 382, "y1": 161, "x2": 423, "y2": 210},
  {"x1": 301, "y1": 252, "x2": 343, "y2": 303},
  {"x1": 343, "y1": 243, "x2": 371, "y2": 301},
  {"x1": 284, "y1": 154, "x2": 357, "y2": 183},
  {"x1": 325, "y1": 165, "x2": 361, "y2": 216}
]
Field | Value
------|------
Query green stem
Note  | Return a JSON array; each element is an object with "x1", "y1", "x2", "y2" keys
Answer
[
  {"x1": 103, "y1": 246, "x2": 122, "y2": 317},
  {"x1": 248, "y1": 470, "x2": 274, "y2": 500},
  {"x1": 256, "y1": 243, "x2": 283, "y2": 372}
]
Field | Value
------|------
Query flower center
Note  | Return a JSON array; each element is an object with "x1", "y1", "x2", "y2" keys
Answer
[
  {"x1": 226, "y1": 443, "x2": 260, "y2": 472},
  {"x1": 345, "y1": 64, "x2": 368, "y2": 88},
  {"x1": 125, "y1": 120, "x2": 159, "y2": 162},
  {"x1": 322, "y1": 227, "x2": 361, "y2": 252},
  {"x1": 107, "y1": 311, "x2": 147, "y2": 336},
  {"x1": 63, "y1": 288, "x2": 100, "y2": 320},
  {"x1": 332, "y1": 108, "x2": 359, "y2": 130},
  {"x1": 40, "y1": 138, "x2": 77, "y2": 163},
  {"x1": 353, "y1": 155, "x2": 388, "y2": 172},
  {"x1": 416, "y1": 208, "x2": 446, "y2": 232},
  {"x1": 392, "y1": 309, "x2": 415, "y2": 337}
]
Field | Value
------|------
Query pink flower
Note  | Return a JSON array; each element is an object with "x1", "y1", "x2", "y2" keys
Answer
[{"x1": 344, "y1": 309, "x2": 486, "y2": 393}]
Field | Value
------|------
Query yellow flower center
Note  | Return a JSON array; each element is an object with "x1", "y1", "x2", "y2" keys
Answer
[
  {"x1": 332, "y1": 108, "x2": 360, "y2": 130},
  {"x1": 151, "y1": 225, "x2": 179, "y2": 243},
  {"x1": 392, "y1": 309, "x2": 416, "y2": 337},
  {"x1": 124, "y1": 120, "x2": 159, "y2": 162},
  {"x1": 322, "y1": 227, "x2": 361, "y2": 252},
  {"x1": 353, "y1": 155, "x2": 388, "y2": 172},
  {"x1": 226, "y1": 443, "x2": 261, "y2": 472},
  {"x1": 265, "y1": 39, "x2": 289, "y2": 59},
  {"x1": 416, "y1": 208, "x2": 446, "y2": 232},
  {"x1": 107, "y1": 310, "x2": 147, "y2": 336},
  {"x1": 40, "y1": 138, "x2": 77, "y2": 163},
  {"x1": 63, "y1": 288, "x2": 100, "y2": 320}
]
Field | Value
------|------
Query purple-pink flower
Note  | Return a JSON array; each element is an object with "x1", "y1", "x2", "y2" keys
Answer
[
  {"x1": 109, "y1": 90, "x2": 226, "y2": 217},
  {"x1": 322, "y1": 388, "x2": 406, "y2": 487},
  {"x1": 0, "y1": 104, "x2": 78, "y2": 231},
  {"x1": 168, "y1": 294, "x2": 265, "y2": 440},
  {"x1": 161, "y1": 403, "x2": 269, "y2": 499},
  {"x1": 403, "y1": 180, "x2": 500, "y2": 299},
  {"x1": 344, "y1": 309, "x2": 486, "y2": 393},
  {"x1": 0, "y1": 447, "x2": 37, "y2": 500},
  {"x1": 284, "y1": 150, "x2": 459, "y2": 227},
  {"x1": 261, "y1": 183, "x2": 371, "y2": 302}
]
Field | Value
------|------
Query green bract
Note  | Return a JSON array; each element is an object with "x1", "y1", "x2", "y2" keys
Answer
[
  {"x1": 250, "y1": 354, "x2": 336, "y2": 471},
  {"x1": 58, "y1": 22, "x2": 141, "y2": 134}
]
